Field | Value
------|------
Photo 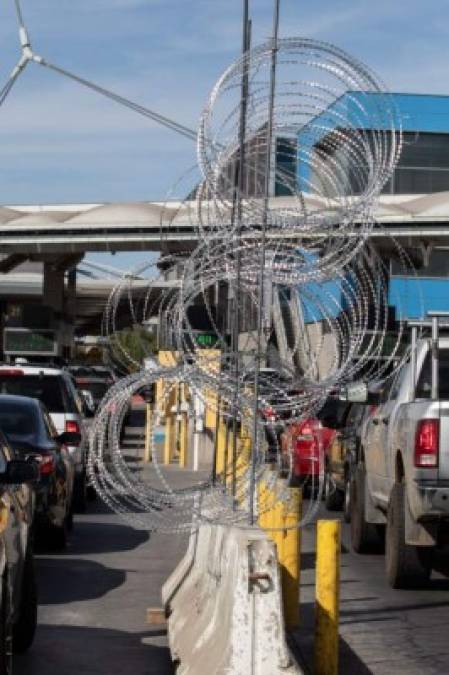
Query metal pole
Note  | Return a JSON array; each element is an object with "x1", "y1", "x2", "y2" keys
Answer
[
  {"x1": 431, "y1": 315, "x2": 439, "y2": 400},
  {"x1": 230, "y1": 0, "x2": 251, "y2": 498},
  {"x1": 212, "y1": 396, "x2": 221, "y2": 484},
  {"x1": 249, "y1": 0, "x2": 281, "y2": 525},
  {"x1": 410, "y1": 326, "x2": 417, "y2": 402}
]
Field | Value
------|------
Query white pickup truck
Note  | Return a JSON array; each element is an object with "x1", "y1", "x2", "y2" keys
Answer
[{"x1": 349, "y1": 315, "x2": 449, "y2": 588}]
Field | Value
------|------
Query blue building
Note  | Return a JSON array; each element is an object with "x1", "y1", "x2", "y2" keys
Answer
[
  {"x1": 296, "y1": 92, "x2": 449, "y2": 322},
  {"x1": 297, "y1": 92, "x2": 449, "y2": 196}
]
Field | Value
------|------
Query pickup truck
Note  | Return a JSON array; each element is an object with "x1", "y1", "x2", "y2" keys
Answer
[{"x1": 348, "y1": 316, "x2": 449, "y2": 588}]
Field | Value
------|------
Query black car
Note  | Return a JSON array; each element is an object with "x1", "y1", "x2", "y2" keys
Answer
[
  {"x1": 0, "y1": 429, "x2": 38, "y2": 670},
  {"x1": 0, "y1": 395, "x2": 77, "y2": 549}
]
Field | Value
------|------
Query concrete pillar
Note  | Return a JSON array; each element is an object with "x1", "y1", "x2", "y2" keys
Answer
[
  {"x1": 66, "y1": 268, "x2": 77, "y2": 359},
  {"x1": 43, "y1": 263, "x2": 64, "y2": 313}
]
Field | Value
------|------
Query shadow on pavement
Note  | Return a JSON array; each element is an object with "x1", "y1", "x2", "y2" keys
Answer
[
  {"x1": 50, "y1": 521, "x2": 150, "y2": 556},
  {"x1": 15, "y1": 625, "x2": 174, "y2": 675},
  {"x1": 36, "y1": 558, "x2": 126, "y2": 605},
  {"x1": 290, "y1": 601, "x2": 374, "y2": 675}
]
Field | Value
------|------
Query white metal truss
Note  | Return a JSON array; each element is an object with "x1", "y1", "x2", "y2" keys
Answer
[{"x1": 1, "y1": 0, "x2": 197, "y2": 142}]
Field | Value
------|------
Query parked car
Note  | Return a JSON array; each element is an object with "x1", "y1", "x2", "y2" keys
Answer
[
  {"x1": 348, "y1": 321, "x2": 449, "y2": 588},
  {"x1": 323, "y1": 401, "x2": 376, "y2": 521},
  {"x1": 0, "y1": 364, "x2": 89, "y2": 512},
  {"x1": 0, "y1": 395, "x2": 77, "y2": 549},
  {"x1": 240, "y1": 368, "x2": 297, "y2": 459},
  {"x1": 0, "y1": 430, "x2": 39, "y2": 667},
  {"x1": 280, "y1": 398, "x2": 349, "y2": 489}
]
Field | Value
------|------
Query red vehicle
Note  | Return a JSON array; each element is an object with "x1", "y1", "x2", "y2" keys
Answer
[
  {"x1": 281, "y1": 418, "x2": 333, "y2": 486},
  {"x1": 281, "y1": 400, "x2": 349, "y2": 487}
]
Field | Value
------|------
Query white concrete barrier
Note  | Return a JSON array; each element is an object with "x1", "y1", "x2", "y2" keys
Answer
[{"x1": 162, "y1": 522, "x2": 303, "y2": 675}]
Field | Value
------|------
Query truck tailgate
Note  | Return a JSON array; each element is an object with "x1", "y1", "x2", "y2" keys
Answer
[{"x1": 439, "y1": 402, "x2": 449, "y2": 480}]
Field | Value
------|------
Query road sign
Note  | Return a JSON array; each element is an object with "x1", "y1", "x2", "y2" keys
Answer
[
  {"x1": 4, "y1": 328, "x2": 58, "y2": 356},
  {"x1": 195, "y1": 333, "x2": 218, "y2": 348}
]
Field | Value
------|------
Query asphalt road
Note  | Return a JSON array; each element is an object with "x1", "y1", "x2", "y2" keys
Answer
[
  {"x1": 295, "y1": 501, "x2": 449, "y2": 675},
  {"x1": 15, "y1": 497, "x2": 185, "y2": 675},
  {"x1": 12, "y1": 487, "x2": 449, "y2": 675}
]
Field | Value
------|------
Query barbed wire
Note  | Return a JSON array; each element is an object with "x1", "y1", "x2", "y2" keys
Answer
[{"x1": 87, "y1": 38, "x2": 417, "y2": 531}]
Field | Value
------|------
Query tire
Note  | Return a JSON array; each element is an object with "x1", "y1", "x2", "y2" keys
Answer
[
  {"x1": 324, "y1": 470, "x2": 344, "y2": 511},
  {"x1": 87, "y1": 484, "x2": 97, "y2": 502},
  {"x1": 350, "y1": 464, "x2": 383, "y2": 553},
  {"x1": 385, "y1": 482, "x2": 433, "y2": 589},
  {"x1": 0, "y1": 574, "x2": 12, "y2": 675},
  {"x1": 13, "y1": 549, "x2": 37, "y2": 654},
  {"x1": 343, "y1": 473, "x2": 352, "y2": 523},
  {"x1": 66, "y1": 506, "x2": 74, "y2": 532},
  {"x1": 73, "y1": 471, "x2": 87, "y2": 513},
  {"x1": 51, "y1": 519, "x2": 68, "y2": 551}
]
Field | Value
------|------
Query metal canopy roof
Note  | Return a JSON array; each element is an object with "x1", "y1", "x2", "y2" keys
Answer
[{"x1": 0, "y1": 272, "x2": 180, "y2": 332}]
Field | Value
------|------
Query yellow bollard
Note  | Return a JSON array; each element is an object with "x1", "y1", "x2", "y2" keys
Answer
[
  {"x1": 163, "y1": 413, "x2": 176, "y2": 465},
  {"x1": 273, "y1": 491, "x2": 284, "y2": 556},
  {"x1": 266, "y1": 479, "x2": 276, "y2": 541},
  {"x1": 143, "y1": 403, "x2": 152, "y2": 464},
  {"x1": 315, "y1": 520, "x2": 341, "y2": 675},
  {"x1": 216, "y1": 418, "x2": 227, "y2": 476},
  {"x1": 258, "y1": 479, "x2": 268, "y2": 528},
  {"x1": 236, "y1": 434, "x2": 251, "y2": 487},
  {"x1": 179, "y1": 412, "x2": 188, "y2": 468},
  {"x1": 280, "y1": 488, "x2": 301, "y2": 630}
]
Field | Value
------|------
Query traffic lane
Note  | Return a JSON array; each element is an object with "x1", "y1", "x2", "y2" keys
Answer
[
  {"x1": 15, "y1": 500, "x2": 185, "y2": 675},
  {"x1": 295, "y1": 502, "x2": 449, "y2": 675}
]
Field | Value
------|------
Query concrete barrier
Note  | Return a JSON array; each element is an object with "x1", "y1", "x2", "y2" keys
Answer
[{"x1": 162, "y1": 521, "x2": 303, "y2": 675}]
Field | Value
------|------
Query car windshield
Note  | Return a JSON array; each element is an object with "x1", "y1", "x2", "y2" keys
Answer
[
  {"x1": 0, "y1": 401, "x2": 40, "y2": 444},
  {"x1": 0, "y1": 374, "x2": 75, "y2": 413}
]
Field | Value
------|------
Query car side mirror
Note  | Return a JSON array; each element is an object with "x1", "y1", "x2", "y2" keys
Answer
[
  {"x1": 341, "y1": 382, "x2": 382, "y2": 406},
  {"x1": 58, "y1": 431, "x2": 82, "y2": 446},
  {"x1": 342, "y1": 382, "x2": 368, "y2": 403},
  {"x1": 1, "y1": 459, "x2": 39, "y2": 484},
  {"x1": 320, "y1": 415, "x2": 341, "y2": 429}
]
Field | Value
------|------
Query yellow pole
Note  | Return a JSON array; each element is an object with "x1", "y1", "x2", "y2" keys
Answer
[
  {"x1": 216, "y1": 418, "x2": 226, "y2": 476},
  {"x1": 179, "y1": 412, "x2": 188, "y2": 468},
  {"x1": 273, "y1": 489, "x2": 284, "y2": 556},
  {"x1": 236, "y1": 433, "x2": 251, "y2": 505},
  {"x1": 265, "y1": 478, "x2": 275, "y2": 541},
  {"x1": 164, "y1": 413, "x2": 175, "y2": 465},
  {"x1": 315, "y1": 520, "x2": 340, "y2": 675},
  {"x1": 258, "y1": 479, "x2": 267, "y2": 528},
  {"x1": 143, "y1": 403, "x2": 152, "y2": 464},
  {"x1": 280, "y1": 488, "x2": 301, "y2": 629}
]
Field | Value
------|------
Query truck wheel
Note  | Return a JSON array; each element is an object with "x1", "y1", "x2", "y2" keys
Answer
[
  {"x1": 324, "y1": 470, "x2": 344, "y2": 511},
  {"x1": 343, "y1": 473, "x2": 352, "y2": 524},
  {"x1": 73, "y1": 471, "x2": 87, "y2": 513},
  {"x1": 50, "y1": 518, "x2": 69, "y2": 551},
  {"x1": 0, "y1": 574, "x2": 12, "y2": 675},
  {"x1": 13, "y1": 549, "x2": 37, "y2": 653},
  {"x1": 350, "y1": 464, "x2": 382, "y2": 553},
  {"x1": 385, "y1": 483, "x2": 433, "y2": 589}
]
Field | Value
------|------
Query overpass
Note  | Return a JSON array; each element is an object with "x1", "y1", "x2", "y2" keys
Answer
[
  {"x1": 1, "y1": 193, "x2": 449, "y2": 260},
  {"x1": 1, "y1": 191, "x2": 449, "y2": 360}
]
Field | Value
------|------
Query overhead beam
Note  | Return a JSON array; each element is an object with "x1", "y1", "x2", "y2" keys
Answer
[{"x1": 0, "y1": 253, "x2": 28, "y2": 273}]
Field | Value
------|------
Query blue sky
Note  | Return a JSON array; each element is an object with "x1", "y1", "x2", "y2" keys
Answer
[{"x1": 0, "y1": 0, "x2": 447, "y2": 271}]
